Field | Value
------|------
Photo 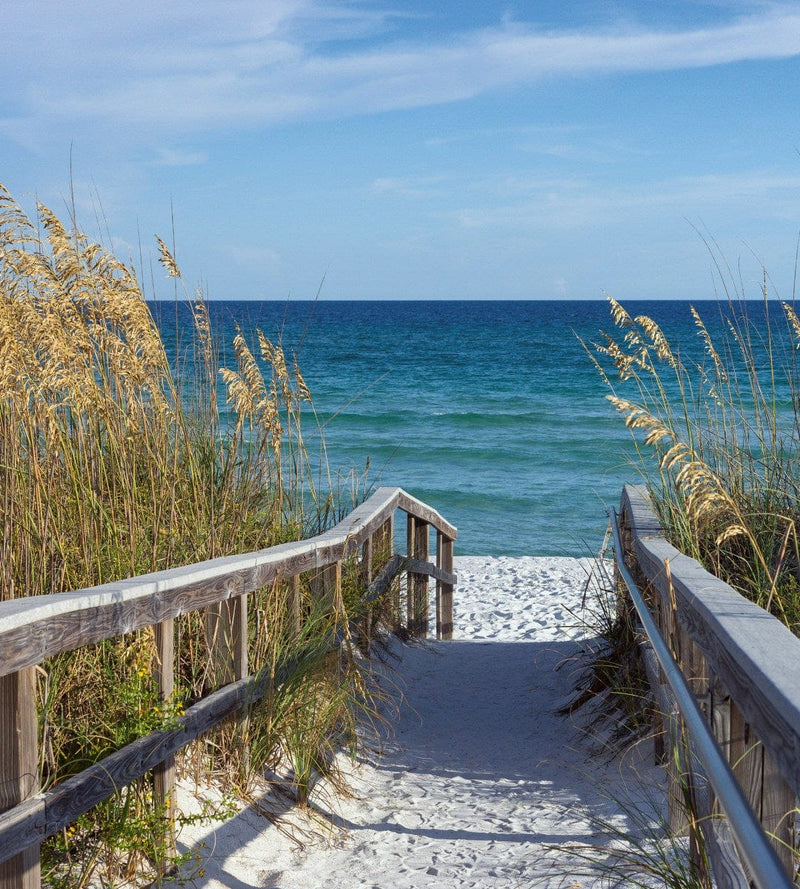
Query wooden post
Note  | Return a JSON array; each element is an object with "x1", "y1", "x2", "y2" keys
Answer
[
  {"x1": 361, "y1": 535, "x2": 374, "y2": 585},
  {"x1": 665, "y1": 704, "x2": 690, "y2": 835},
  {"x1": 406, "y1": 516, "x2": 429, "y2": 638},
  {"x1": 321, "y1": 562, "x2": 342, "y2": 616},
  {"x1": 436, "y1": 532, "x2": 454, "y2": 640},
  {"x1": 288, "y1": 574, "x2": 302, "y2": 638},
  {"x1": 360, "y1": 535, "x2": 374, "y2": 652},
  {"x1": 375, "y1": 516, "x2": 398, "y2": 630},
  {"x1": 153, "y1": 619, "x2": 176, "y2": 862},
  {"x1": 205, "y1": 595, "x2": 248, "y2": 688},
  {"x1": 760, "y1": 745, "x2": 796, "y2": 878},
  {"x1": 0, "y1": 668, "x2": 41, "y2": 889}
]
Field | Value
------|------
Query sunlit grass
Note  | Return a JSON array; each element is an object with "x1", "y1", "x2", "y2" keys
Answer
[
  {"x1": 0, "y1": 184, "x2": 383, "y2": 887},
  {"x1": 586, "y1": 274, "x2": 800, "y2": 633}
]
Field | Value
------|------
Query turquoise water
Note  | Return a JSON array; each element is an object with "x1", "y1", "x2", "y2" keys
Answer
[{"x1": 151, "y1": 299, "x2": 790, "y2": 556}]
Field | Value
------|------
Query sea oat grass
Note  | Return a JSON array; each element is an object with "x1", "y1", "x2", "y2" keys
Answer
[
  {"x1": 588, "y1": 279, "x2": 800, "y2": 633},
  {"x1": 0, "y1": 185, "x2": 379, "y2": 886}
]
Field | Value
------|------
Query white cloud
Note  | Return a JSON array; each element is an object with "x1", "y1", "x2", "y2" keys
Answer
[
  {"x1": 151, "y1": 148, "x2": 208, "y2": 167},
  {"x1": 4, "y1": 3, "x2": 800, "y2": 139},
  {"x1": 449, "y1": 169, "x2": 800, "y2": 231},
  {"x1": 370, "y1": 175, "x2": 449, "y2": 198}
]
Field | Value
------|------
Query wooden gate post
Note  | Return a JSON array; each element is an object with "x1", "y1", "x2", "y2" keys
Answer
[
  {"x1": 0, "y1": 668, "x2": 41, "y2": 889},
  {"x1": 406, "y1": 517, "x2": 429, "y2": 638},
  {"x1": 436, "y1": 532, "x2": 453, "y2": 640}
]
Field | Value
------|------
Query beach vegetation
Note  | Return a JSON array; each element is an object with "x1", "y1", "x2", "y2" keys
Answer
[
  {"x1": 543, "y1": 759, "x2": 711, "y2": 889},
  {"x1": 575, "y1": 258, "x2": 800, "y2": 887},
  {"x1": 587, "y1": 274, "x2": 800, "y2": 633},
  {"x1": 560, "y1": 554, "x2": 652, "y2": 750},
  {"x1": 0, "y1": 184, "x2": 385, "y2": 887}
]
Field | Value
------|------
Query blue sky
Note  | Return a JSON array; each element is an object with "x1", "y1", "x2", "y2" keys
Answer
[{"x1": 3, "y1": 0, "x2": 800, "y2": 301}]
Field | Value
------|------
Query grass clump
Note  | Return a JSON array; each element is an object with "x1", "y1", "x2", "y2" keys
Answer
[
  {"x1": 560, "y1": 553, "x2": 653, "y2": 751},
  {"x1": 587, "y1": 278, "x2": 800, "y2": 632},
  {"x1": 0, "y1": 183, "x2": 383, "y2": 887}
]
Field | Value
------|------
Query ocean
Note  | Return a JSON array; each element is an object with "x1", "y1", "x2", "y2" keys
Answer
[{"x1": 150, "y1": 299, "x2": 787, "y2": 557}]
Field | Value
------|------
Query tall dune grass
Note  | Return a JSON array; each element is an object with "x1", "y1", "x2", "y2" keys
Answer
[
  {"x1": 588, "y1": 282, "x2": 800, "y2": 632},
  {"x1": 0, "y1": 184, "x2": 378, "y2": 887}
]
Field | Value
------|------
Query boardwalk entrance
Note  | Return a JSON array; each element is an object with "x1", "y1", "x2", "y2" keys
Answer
[{"x1": 178, "y1": 557, "x2": 666, "y2": 889}]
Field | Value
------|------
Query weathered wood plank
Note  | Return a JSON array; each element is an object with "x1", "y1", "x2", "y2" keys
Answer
[
  {"x1": 320, "y1": 562, "x2": 341, "y2": 614},
  {"x1": 436, "y1": 533, "x2": 454, "y2": 641},
  {"x1": 153, "y1": 618, "x2": 176, "y2": 862},
  {"x1": 358, "y1": 536, "x2": 375, "y2": 651},
  {"x1": 0, "y1": 487, "x2": 457, "y2": 679},
  {"x1": 760, "y1": 743, "x2": 796, "y2": 878},
  {"x1": 375, "y1": 517, "x2": 398, "y2": 629},
  {"x1": 396, "y1": 490, "x2": 457, "y2": 540},
  {"x1": 287, "y1": 575, "x2": 302, "y2": 638},
  {"x1": 407, "y1": 518, "x2": 429, "y2": 638},
  {"x1": 0, "y1": 667, "x2": 40, "y2": 889},
  {"x1": 0, "y1": 665, "x2": 273, "y2": 865},
  {"x1": 0, "y1": 545, "x2": 448, "y2": 867},
  {"x1": 361, "y1": 536, "x2": 374, "y2": 586},
  {"x1": 704, "y1": 812, "x2": 752, "y2": 889}
]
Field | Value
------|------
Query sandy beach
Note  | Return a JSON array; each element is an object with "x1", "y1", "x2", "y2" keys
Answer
[{"x1": 176, "y1": 556, "x2": 666, "y2": 888}]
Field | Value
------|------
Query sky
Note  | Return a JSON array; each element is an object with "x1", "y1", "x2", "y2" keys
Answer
[{"x1": 3, "y1": 0, "x2": 800, "y2": 302}]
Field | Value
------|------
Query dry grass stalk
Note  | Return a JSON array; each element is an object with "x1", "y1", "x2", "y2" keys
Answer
[
  {"x1": 0, "y1": 184, "x2": 379, "y2": 887},
  {"x1": 589, "y1": 288, "x2": 800, "y2": 630}
]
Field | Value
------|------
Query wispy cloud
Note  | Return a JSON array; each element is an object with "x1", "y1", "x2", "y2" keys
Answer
[
  {"x1": 449, "y1": 170, "x2": 800, "y2": 231},
  {"x1": 371, "y1": 175, "x2": 449, "y2": 198},
  {"x1": 4, "y1": 2, "x2": 800, "y2": 141},
  {"x1": 150, "y1": 148, "x2": 208, "y2": 167}
]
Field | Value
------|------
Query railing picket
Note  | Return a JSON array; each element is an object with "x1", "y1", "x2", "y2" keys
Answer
[
  {"x1": 760, "y1": 745, "x2": 796, "y2": 876},
  {"x1": 360, "y1": 535, "x2": 375, "y2": 652},
  {"x1": 288, "y1": 574, "x2": 302, "y2": 638},
  {"x1": 0, "y1": 487, "x2": 457, "y2": 875},
  {"x1": 153, "y1": 618, "x2": 176, "y2": 864},
  {"x1": 406, "y1": 517, "x2": 429, "y2": 638},
  {"x1": 436, "y1": 533, "x2": 454, "y2": 640},
  {"x1": 0, "y1": 668, "x2": 40, "y2": 889},
  {"x1": 376, "y1": 516, "x2": 398, "y2": 630},
  {"x1": 322, "y1": 562, "x2": 342, "y2": 615},
  {"x1": 205, "y1": 595, "x2": 247, "y2": 689}
]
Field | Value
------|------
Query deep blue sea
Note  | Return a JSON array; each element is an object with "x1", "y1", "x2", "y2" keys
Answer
[{"x1": 150, "y1": 299, "x2": 790, "y2": 557}]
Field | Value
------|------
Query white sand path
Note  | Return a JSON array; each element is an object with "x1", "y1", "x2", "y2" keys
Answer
[{"x1": 177, "y1": 557, "x2": 666, "y2": 888}]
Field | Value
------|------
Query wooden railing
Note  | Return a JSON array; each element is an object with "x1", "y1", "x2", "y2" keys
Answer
[
  {"x1": 617, "y1": 485, "x2": 799, "y2": 888},
  {"x1": 0, "y1": 486, "x2": 457, "y2": 889}
]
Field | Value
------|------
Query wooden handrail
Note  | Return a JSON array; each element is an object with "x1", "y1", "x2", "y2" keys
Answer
[
  {"x1": 0, "y1": 487, "x2": 457, "y2": 886},
  {"x1": 0, "y1": 487, "x2": 456, "y2": 678},
  {"x1": 618, "y1": 484, "x2": 799, "y2": 883}
]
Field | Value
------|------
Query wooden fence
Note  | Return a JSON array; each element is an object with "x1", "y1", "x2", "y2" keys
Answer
[
  {"x1": 617, "y1": 484, "x2": 800, "y2": 887},
  {"x1": 0, "y1": 486, "x2": 457, "y2": 889}
]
